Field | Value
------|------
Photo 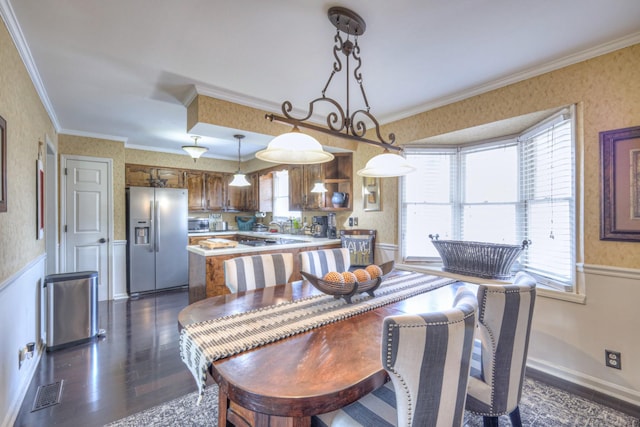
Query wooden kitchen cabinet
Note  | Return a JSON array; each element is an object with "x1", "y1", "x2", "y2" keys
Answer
[
  {"x1": 125, "y1": 164, "x2": 154, "y2": 187},
  {"x1": 186, "y1": 171, "x2": 226, "y2": 211},
  {"x1": 289, "y1": 163, "x2": 323, "y2": 210},
  {"x1": 287, "y1": 154, "x2": 352, "y2": 211},
  {"x1": 288, "y1": 164, "x2": 304, "y2": 211},
  {"x1": 186, "y1": 171, "x2": 206, "y2": 211},
  {"x1": 225, "y1": 173, "x2": 254, "y2": 212},
  {"x1": 205, "y1": 172, "x2": 226, "y2": 211},
  {"x1": 321, "y1": 153, "x2": 353, "y2": 211},
  {"x1": 155, "y1": 167, "x2": 184, "y2": 188},
  {"x1": 125, "y1": 164, "x2": 184, "y2": 188}
]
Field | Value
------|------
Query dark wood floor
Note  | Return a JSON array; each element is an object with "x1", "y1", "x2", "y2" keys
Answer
[
  {"x1": 13, "y1": 286, "x2": 640, "y2": 426},
  {"x1": 14, "y1": 287, "x2": 212, "y2": 427}
]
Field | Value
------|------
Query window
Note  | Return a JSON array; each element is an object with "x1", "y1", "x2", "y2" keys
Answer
[
  {"x1": 401, "y1": 108, "x2": 576, "y2": 290},
  {"x1": 272, "y1": 170, "x2": 300, "y2": 220}
]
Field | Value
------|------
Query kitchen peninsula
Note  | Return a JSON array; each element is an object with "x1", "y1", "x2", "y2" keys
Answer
[{"x1": 187, "y1": 231, "x2": 341, "y2": 303}]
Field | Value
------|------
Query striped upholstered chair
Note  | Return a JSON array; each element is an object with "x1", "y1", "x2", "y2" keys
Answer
[
  {"x1": 465, "y1": 272, "x2": 537, "y2": 427},
  {"x1": 312, "y1": 287, "x2": 478, "y2": 427},
  {"x1": 223, "y1": 253, "x2": 294, "y2": 293},
  {"x1": 299, "y1": 248, "x2": 351, "y2": 277}
]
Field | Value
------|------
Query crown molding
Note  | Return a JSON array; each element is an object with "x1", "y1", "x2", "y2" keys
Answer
[
  {"x1": 382, "y1": 31, "x2": 640, "y2": 125},
  {"x1": 0, "y1": 0, "x2": 61, "y2": 131},
  {"x1": 59, "y1": 129, "x2": 128, "y2": 143}
]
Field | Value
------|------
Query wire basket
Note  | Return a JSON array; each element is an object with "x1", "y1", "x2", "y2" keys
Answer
[
  {"x1": 429, "y1": 236, "x2": 529, "y2": 280},
  {"x1": 236, "y1": 216, "x2": 255, "y2": 231}
]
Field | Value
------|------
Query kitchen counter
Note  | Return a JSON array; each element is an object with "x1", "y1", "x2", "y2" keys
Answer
[
  {"x1": 187, "y1": 232, "x2": 340, "y2": 256},
  {"x1": 187, "y1": 232, "x2": 341, "y2": 303}
]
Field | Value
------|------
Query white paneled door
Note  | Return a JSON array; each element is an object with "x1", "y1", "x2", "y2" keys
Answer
[{"x1": 63, "y1": 156, "x2": 112, "y2": 301}]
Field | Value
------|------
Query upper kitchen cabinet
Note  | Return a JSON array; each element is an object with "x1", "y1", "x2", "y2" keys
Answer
[
  {"x1": 186, "y1": 171, "x2": 226, "y2": 211},
  {"x1": 288, "y1": 163, "x2": 323, "y2": 211},
  {"x1": 321, "y1": 153, "x2": 353, "y2": 211},
  {"x1": 125, "y1": 164, "x2": 184, "y2": 188},
  {"x1": 287, "y1": 154, "x2": 352, "y2": 211},
  {"x1": 156, "y1": 168, "x2": 184, "y2": 188},
  {"x1": 185, "y1": 171, "x2": 205, "y2": 211},
  {"x1": 204, "y1": 172, "x2": 226, "y2": 211},
  {"x1": 226, "y1": 172, "x2": 258, "y2": 212}
]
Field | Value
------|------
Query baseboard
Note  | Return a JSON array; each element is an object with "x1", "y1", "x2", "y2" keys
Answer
[{"x1": 527, "y1": 357, "x2": 640, "y2": 410}]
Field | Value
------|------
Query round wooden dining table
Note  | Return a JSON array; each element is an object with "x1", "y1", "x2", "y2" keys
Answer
[{"x1": 178, "y1": 271, "x2": 467, "y2": 427}]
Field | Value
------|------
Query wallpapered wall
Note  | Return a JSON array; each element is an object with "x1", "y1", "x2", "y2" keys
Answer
[
  {"x1": 0, "y1": 23, "x2": 56, "y2": 284},
  {"x1": 56, "y1": 139, "x2": 243, "y2": 241},
  {"x1": 18, "y1": 42, "x2": 640, "y2": 276},
  {"x1": 382, "y1": 43, "x2": 640, "y2": 269}
]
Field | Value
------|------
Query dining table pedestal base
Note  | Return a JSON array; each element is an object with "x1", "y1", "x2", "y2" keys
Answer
[{"x1": 219, "y1": 388, "x2": 311, "y2": 427}]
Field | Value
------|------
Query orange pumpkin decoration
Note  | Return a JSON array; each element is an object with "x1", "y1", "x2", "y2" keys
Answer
[
  {"x1": 323, "y1": 271, "x2": 344, "y2": 283},
  {"x1": 341, "y1": 271, "x2": 357, "y2": 284},
  {"x1": 353, "y1": 269, "x2": 371, "y2": 283},
  {"x1": 365, "y1": 264, "x2": 383, "y2": 279}
]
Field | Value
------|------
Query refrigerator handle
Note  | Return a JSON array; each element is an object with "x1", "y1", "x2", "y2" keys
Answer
[
  {"x1": 149, "y1": 200, "x2": 155, "y2": 252},
  {"x1": 155, "y1": 200, "x2": 160, "y2": 252}
]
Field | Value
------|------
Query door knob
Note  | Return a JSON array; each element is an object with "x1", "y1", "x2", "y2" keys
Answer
[{"x1": 99, "y1": 238, "x2": 107, "y2": 243}]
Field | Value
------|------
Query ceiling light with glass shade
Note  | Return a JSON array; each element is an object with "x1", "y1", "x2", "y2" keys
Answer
[
  {"x1": 357, "y1": 150, "x2": 416, "y2": 177},
  {"x1": 182, "y1": 135, "x2": 208, "y2": 162},
  {"x1": 255, "y1": 126, "x2": 333, "y2": 164},
  {"x1": 263, "y1": 6, "x2": 414, "y2": 177},
  {"x1": 229, "y1": 134, "x2": 251, "y2": 187}
]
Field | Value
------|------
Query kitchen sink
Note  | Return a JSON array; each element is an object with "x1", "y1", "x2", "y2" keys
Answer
[
  {"x1": 238, "y1": 240, "x2": 266, "y2": 247},
  {"x1": 275, "y1": 239, "x2": 307, "y2": 244}
]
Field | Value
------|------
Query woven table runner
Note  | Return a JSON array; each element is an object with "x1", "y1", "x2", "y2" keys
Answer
[{"x1": 179, "y1": 272, "x2": 455, "y2": 402}]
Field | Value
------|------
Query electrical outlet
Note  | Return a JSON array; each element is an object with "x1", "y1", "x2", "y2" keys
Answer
[
  {"x1": 353, "y1": 217, "x2": 358, "y2": 226},
  {"x1": 348, "y1": 217, "x2": 353, "y2": 227},
  {"x1": 18, "y1": 342, "x2": 35, "y2": 369},
  {"x1": 605, "y1": 349, "x2": 621, "y2": 369}
]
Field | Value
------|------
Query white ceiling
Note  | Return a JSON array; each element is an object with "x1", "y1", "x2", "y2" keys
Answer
[{"x1": 3, "y1": 0, "x2": 640, "y2": 161}]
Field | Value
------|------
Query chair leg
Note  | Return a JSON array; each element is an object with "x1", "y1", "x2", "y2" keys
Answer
[
  {"x1": 482, "y1": 416, "x2": 499, "y2": 427},
  {"x1": 509, "y1": 406, "x2": 522, "y2": 427}
]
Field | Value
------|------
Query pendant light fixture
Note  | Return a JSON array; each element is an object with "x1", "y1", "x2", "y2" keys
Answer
[
  {"x1": 182, "y1": 135, "x2": 208, "y2": 162},
  {"x1": 262, "y1": 6, "x2": 415, "y2": 177},
  {"x1": 310, "y1": 182, "x2": 328, "y2": 193},
  {"x1": 229, "y1": 134, "x2": 251, "y2": 187}
]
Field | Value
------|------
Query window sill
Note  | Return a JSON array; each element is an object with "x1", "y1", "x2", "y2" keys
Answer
[{"x1": 396, "y1": 263, "x2": 586, "y2": 304}]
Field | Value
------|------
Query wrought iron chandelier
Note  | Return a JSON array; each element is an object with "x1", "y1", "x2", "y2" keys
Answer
[{"x1": 258, "y1": 7, "x2": 415, "y2": 177}]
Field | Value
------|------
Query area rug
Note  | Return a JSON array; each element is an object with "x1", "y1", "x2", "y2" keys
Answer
[{"x1": 106, "y1": 378, "x2": 638, "y2": 426}]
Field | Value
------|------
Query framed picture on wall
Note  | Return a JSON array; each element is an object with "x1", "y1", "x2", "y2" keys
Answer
[
  {"x1": 600, "y1": 125, "x2": 640, "y2": 241},
  {"x1": 0, "y1": 115, "x2": 6, "y2": 213},
  {"x1": 363, "y1": 177, "x2": 381, "y2": 211},
  {"x1": 37, "y1": 158, "x2": 44, "y2": 239}
]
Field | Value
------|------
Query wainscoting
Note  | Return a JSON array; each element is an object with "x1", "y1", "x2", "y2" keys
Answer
[{"x1": 0, "y1": 254, "x2": 45, "y2": 427}]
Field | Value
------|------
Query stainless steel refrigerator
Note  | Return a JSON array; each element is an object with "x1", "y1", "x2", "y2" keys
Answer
[{"x1": 126, "y1": 187, "x2": 188, "y2": 294}]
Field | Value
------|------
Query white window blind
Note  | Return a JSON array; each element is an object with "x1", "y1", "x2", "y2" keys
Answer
[
  {"x1": 402, "y1": 149, "x2": 456, "y2": 259},
  {"x1": 401, "y1": 108, "x2": 575, "y2": 289},
  {"x1": 519, "y1": 114, "x2": 575, "y2": 287}
]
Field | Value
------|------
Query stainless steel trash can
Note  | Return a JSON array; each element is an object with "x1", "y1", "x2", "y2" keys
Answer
[{"x1": 44, "y1": 271, "x2": 99, "y2": 351}]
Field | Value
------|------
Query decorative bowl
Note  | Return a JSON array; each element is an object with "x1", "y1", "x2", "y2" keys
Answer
[{"x1": 300, "y1": 261, "x2": 394, "y2": 303}]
